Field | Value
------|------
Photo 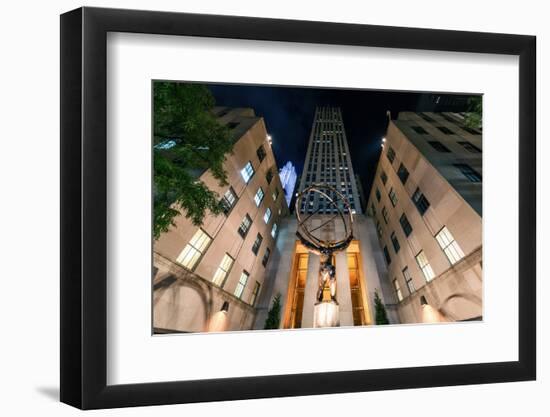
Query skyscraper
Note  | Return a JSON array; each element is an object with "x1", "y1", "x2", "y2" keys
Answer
[
  {"x1": 279, "y1": 161, "x2": 297, "y2": 208},
  {"x1": 297, "y1": 107, "x2": 362, "y2": 214},
  {"x1": 255, "y1": 107, "x2": 394, "y2": 329}
]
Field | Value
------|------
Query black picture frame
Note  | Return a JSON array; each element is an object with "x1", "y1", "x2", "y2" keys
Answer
[{"x1": 60, "y1": 6, "x2": 536, "y2": 410}]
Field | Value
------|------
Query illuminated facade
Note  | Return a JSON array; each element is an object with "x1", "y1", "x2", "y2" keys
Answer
[
  {"x1": 255, "y1": 107, "x2": 397, "y2": 329},
  {"x1": 366, "y1": 111, "x2": 482, "y2": 323},
  {"x1": 153, "y1": 107, "x2": 289, "y2": 333}
]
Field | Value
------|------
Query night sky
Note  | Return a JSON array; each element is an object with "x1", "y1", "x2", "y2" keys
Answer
[{"x1": 207, "y1": 83, "x2": 474, "y2": 197}]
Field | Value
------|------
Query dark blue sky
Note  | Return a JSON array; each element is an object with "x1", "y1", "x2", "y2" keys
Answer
[{"x1": 208, "y1": 83, "x2": 473, "y2": 197}]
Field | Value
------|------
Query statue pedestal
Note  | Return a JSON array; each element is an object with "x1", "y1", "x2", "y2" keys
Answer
[{"x1": 314, "y1": 301, "x2": 340, "y2": 328}]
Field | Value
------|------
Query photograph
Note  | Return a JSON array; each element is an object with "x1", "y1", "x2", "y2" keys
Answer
[{"x1": 152, "y1": 81, "x2": 483, "y2": 334}]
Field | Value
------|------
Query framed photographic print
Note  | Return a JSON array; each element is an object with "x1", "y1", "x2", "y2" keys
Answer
[{"x1": 60, "y1": 6, "x2": 536, "y2": 410}]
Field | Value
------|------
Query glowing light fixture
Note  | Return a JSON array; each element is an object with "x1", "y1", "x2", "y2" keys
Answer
[{"x1": 207, "y1": 301, "x2": 230, "y2": 332}]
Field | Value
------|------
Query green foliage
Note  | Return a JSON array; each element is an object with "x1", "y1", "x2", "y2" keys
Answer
[
  {"x1": 264, "y1": 294, "x2": 282, "y2": 330},
  {"x1": 153, "y1": 82, "x2": 234, "y2": 239},
  {"x1": 464, "y1": 96, "x2": 482, "y2": 129},
  {"x1": 374, "y1": 290, "x2": 389, "y2": 325}
]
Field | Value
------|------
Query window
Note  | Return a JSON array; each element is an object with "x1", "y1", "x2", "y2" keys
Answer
[
  {"x1": 411, "y1": 126, "x2": 428, "y2": 134},
  {"x1": 227, "y1": 122, "x2": 239, "y2": 129},
  {"x1": 254, "y1": 187, "x2": 265, "y2": 206},
  {"x1": 399, "y1": 213, "x2": 413, "y2": 237},
  {"x1": 393, "y1": 278, "x2": 404, "y2": 302},
  {"x1": 380, "y1": 170, "x2": 388, "y2": 185},
  {"x1": 375, "y1": 188, "x2": 381, "y2": 202},
  {"x1": 256, "y1": 145, "x2": 267, "y2": 162},
  {"x1": 271, "y1": 223, "x2": 278, "y2": 238},
  {"x1": 412, "y1": 187, "x2": 430, "y2": 215},
  {"x1": 458, "y1": 141, "x2": 482, "y2": 153},
  {"x1": 221, "y1": 187, "x2": 238, "y2": 215},
  {"x1": 240, "y1": 161, "x2": 255, "y2": 183},
  {"x1": 176, "y1": 228, "x2": 212, "y2": 270},
  {"x1": 154, "y1": 139, "x2": 177, "y2": 150},
  {"x1": 391, "y1": 232, "x2": 400, "y2": 253},
  {"x1": 388, "y1": 187, "x2": 398, "y2": 207},
  {"x1": 454, "y1": 163, "x2": 482, "y2": 182},
  {"x1": 262, "y1": 247, "x2": 271, "y2": 267},
  {"x1": 382, "y1": 206, "x2": 389, "y2": 224},
  {"x1": 370, "y1": 203, "x2": 376, "y2": 217},
  {"x1": 428, "y1": 141, "x2": 451, "y2": 153},
  {"x1": 265, "y1": 168, "x2": 273, "y2": 184},
  {"x1": 251, "y1": 233, "x2": 263, "y2": 255},
  {"x1": 403, "y1": 267, "x2": 416, "y2": 294},
  {"x1": 250, "y1": 281, "x2": 261, "y2": 306},
  {"x1": 397, "y1": 163, "x2": 409, "y2": 185},
  {"x1": 437, "y1": 126, "x2": 454, "y2": 135},
  {"x1": 263, "y1": 207, "x2": 272, "y2": 224},
  {"x1": 238, "y1": 214, "x2": 252, "y2": 238},
  {"x1": 383, "y1": 245, "x2": 392, "y2": 265},
  {"x1": 234, "y1": 271, "x2": 249, "y2": 299},
  {"x1": 212, "y1": 253, "x2": 234, "y2": 286},
  {"x1": 386, "y1": 146, "x2": 396, "y2": 163},
  {"x1": 376, "y1": 221, "x2": 382, "y2": 238},
  {"x1": 416, "y1": 251, "x2": 435, "y2": 282},
  {"x1": 435, "y1": 226, "x2": 465, "y2": 265}
]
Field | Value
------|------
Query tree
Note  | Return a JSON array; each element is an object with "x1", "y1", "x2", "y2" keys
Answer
[
  {"x1": 374, "y1": 290, "x2": 389, "y2": 325},
  {"x1": 463, "y1": 96, "x2": 482, "y2": 129},
  {"x1": 153, "y1": 82, "x2": 234, "y2": 239},
  {"x1": 264, "y1": 294, "x2": 282, "y2": 330}
]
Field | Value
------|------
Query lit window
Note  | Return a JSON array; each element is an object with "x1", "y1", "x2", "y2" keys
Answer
[
  {"x1": 416, "y1": 251, "x2": 435, "y2": 282},
  {"x1": 271, "y1": 223, "x2": 278, "y2": 239},
  {"x1": 393, "y1": 278, "x2": 404, "y2": 302},
  {"x1": 403, "y1": 267, "x2": 416, "y2": 294},
  {"x1": 388, "y1": 187, "x2": 398, "y2": 207},
  {"x1": 435, "y1": 226, "x2": 465, "y2": 265},
  {"x1": 262, "y1": 247, "x2": 271, "y2": 267},
  {"x1": 212, "y1": 253, "x2": 234, "y2": 286},
  {"x1": 176, "y1": 228, "x2": 212, "y2": 270},
  {"x1": 240, "y1": 161, "x2": 255, "y2": 184},
  {"x1": 391, "y1": 232, "x2": 400, "y2": 253},
  {"x1": 250, "y1": 281, "x2": 261, "y2": 306},
  {"x1": 251, "y1": 233, "x2": 263, "y2": 255},
  {"x1": 238, "y1": 214, "x2": 252, "y2": 238},
  {"x1": 221, "y1": 187, "x2": 238, "y2": 215},
  {"x1": 154, "y1": 139, "x2": 177, "y2": 150},
  {"x1": 263, "y1": 207, "x2": 272, "y2": 224},
  {"x1": 254, "y1": 187, "x2": 265, "y2": 206},
  {"x1": 412, "y1": 187, "x2": 430, "y2": 215},
  {"x1": 399, "y1": 213, "x2": 413, "y2": 237},
  {"x1": 234, "y1": 271, "x2": 249, "y2": 299},
  {"x1": 454, "y1": 163, "x2": 482, "y2": 182}
]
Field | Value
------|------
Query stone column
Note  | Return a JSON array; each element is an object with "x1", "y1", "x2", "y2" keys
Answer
[
  {"x1": 335, "y1": 251, "x2": 354, "y2": 326},
  {"x1": 301, "y1": 252, "x2": 319, "y2": 328}
]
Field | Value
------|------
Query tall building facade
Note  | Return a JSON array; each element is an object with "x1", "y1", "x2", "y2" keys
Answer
[
  {"x1": 367, "y1": 111, "x2": 482, "y2": 323},
  {"x1": 255, "y1": 107, "x2": 396, "y2": 330},
  {"x1": 153, "y1": 107, "x2": 289, "y2": 333},
  {"x1": 279, "y1": 161, "x2": 297, "y2": 208},
  {"x1": 298, "y1": 107, "x2": 362, "y2": 214}
]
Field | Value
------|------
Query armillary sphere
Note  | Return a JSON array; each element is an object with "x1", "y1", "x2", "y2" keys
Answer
[{"x1": 294, "y1": 184, "x2": 354, "y2": 304}]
